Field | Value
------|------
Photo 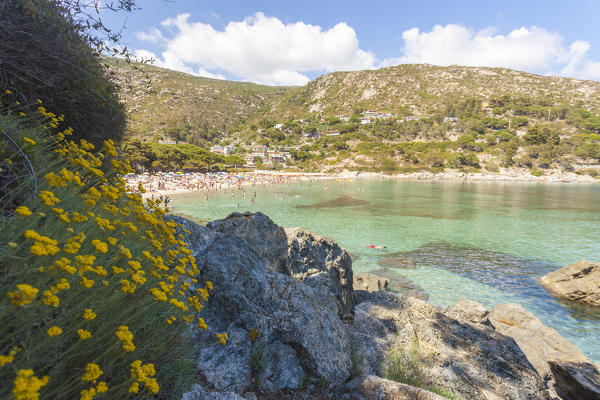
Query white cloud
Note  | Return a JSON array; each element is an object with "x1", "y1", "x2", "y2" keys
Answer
[
  {"x1": 134, "y1": 49, "x2": 226, "y2": 80},
  {"x1": 136, "y1": 12, "x2": 375, "y2": 85},
  {"x1": 136, "y1": 16, "x2": 600, "y2": 84},
  {"x1": 384, "y1": 24, "x2": 600, "y2": 81}
]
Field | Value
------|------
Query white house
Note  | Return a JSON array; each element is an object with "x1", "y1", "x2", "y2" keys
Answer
[
  {"x1": 360, "y1": 118, "x2": 372, "y2": 125},
  {"x1": 158, "y1": 139, "x2": 177, "y2": 145},
  {"x1": 224, "y1": 144, "x2": 236, "y2": 155},
  {"x1": 252, "y1": 144, "x2": 268, "y2": 153},
  {"x1": 210, "y1": 145, "x2": 224, "y2": 154},
  {"x1": 326, "y1": 130, "x2": 340, "y2": 136},
  {"x1": 274, "y1": 123, "x2": 284, "y2": 130},
  {"x1": 444, "y1": 117, "x2": 459, "y2": 123}
]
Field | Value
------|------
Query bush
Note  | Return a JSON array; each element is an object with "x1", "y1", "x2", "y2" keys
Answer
[
  {"x1": 0, "y1": 108, "x2": 220, "y2": 399},
  {"x1": 0, "y1": 0, "x2": 126, "y2": 147}
]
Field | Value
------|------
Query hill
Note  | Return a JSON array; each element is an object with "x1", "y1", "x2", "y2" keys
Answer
[{"x1": 111, "y1": 60, "x2": 600, "y2": 176}]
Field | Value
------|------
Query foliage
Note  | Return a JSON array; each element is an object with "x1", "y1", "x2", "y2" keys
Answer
[
  {"x1": 0, "y1": 104, "x2": 223, "y2": 399},
  {"x1": 0, "y1": 0, "x2": 127, "y2": 147}
]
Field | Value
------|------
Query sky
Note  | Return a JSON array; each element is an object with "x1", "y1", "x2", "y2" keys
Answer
[{"x1": 100, "y1": 0, "x2": 600, "y2": 86}]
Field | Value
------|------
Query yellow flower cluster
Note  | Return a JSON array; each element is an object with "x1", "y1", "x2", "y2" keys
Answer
[
  {"x1": 82, "y1": 308, "x2": 96, "y2": 320},
  {"x1": 24, "y1": 230, "x2": 60, "y2": 256},
  {"x1": 15, "y1": 206, "x2": 32, "y2": 216},
  {"x1": 129, "y1": 360, "x2": 159, "y2": 394},
  {"x1": 13, "y1": 369, "x2": 49, "y2": 400},
  {"x1": 216, "y1": 332, "x2": 229, "y2": 345},
  {"x1": 0, "y1": 346, "x2": 20, "y2": 367},
  {"x1": 8, "y1": 284, "x2": 39, "y2": 306},
  {"x1": 115, "y1": 326, "x2": 135, "y2": 352},
  {"x1": 46, "y1": 326, "x2": 62, "y2": 337}
]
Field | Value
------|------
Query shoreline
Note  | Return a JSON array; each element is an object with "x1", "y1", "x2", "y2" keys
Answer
[{"x1": 127, "y1": 168, "x2": 599, "y2": 199}]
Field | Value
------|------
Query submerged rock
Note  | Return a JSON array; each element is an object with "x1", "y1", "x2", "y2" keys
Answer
[
  {"x1": 540, "y1": 260, "x2": 600, "y2": 307},
  {"x1": 353, "y1": 272, "x2": 389, "y2": 292},
  {"x1": 286, "y1": 227, "x2": 355, "y2": 321}
]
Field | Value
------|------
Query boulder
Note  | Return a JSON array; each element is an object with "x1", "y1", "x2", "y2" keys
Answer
[
  {"x1": 488, "y1": 303, "x2": 590, "y2": 381},
  {"x1": 548, "y1": 360, "x2": 600, "y2": 400},
  {"x1": 444, "y1": 299, "x2": 491, "y2": 326},
  {"x1": 540, "y1": 260, "x2": 600, "y2": 307},
  {"x1": 286, "y1": 227, "x2": 355, "y2": 321},
  {"x1": 332, "y1": 374, "x2": 447, "y2": 400},
  {"x1": 353, "y1": 272, "x2": 389, "y2": 292},
  {"x1": 182, "y1": 385, "x2": 245, "y2": 400},
  {"x1": 350, "y1": 292, "x2": 549, "y2": 400},
  {"x1": 206, "y1": 212, "x2": 290, "y2": 274},
  {"x1": 258, "y1": 341, "x2": 304, "y2": 392},
  {"x1": 174, "y1": 216, "x2": 351, "y2": 393}
]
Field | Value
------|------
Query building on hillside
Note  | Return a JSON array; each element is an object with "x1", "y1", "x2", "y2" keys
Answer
[
  {"x1": 326, "y1": 130, "x2": 340, "y2": 136},
  {"x1": 302, "y1": 131, "x2": 320, "y2": 138},
  {"x1": 224, "y1": 144, "x2": 236, "y2": 155},
  {"x1": 274, "y1": 123, "x2": 284, "y2": 130},
  {"x1": 252, "y1": 144, "x2": 268, "y2": 153},
  {"x1": 360, "y1": 118, "x2": 372, "y2": 125},
  {"x1": 210, "y1": 145, "x2": 224, "y2": 154},
  {"x1": 378, "y1": 112, "x2": 393, "y2": 118},
  {"x1": 403, "y1": 116, "x2": 420, "y2": 122},
  {"x1": 364, "y1": 110, "x2": 379, "y2": 118},
  {"x1": 516, "y1": 130, "x2": 527, "y2": 137},
  {"x1": 158, "y1": 139, "x2": 177, "y2": 145},
  {"x1": 338, "y1": 115, "x2": 350, "y2": 122},
  {"x1": 444, "y1": 117, "x2": 459, "y2": 123},
  {"x1": 245, "y1": 152, "x2": 266, "y2": 166},
  {"x1": 267, "y1": 151, "x2": 290, "y2": 164}
]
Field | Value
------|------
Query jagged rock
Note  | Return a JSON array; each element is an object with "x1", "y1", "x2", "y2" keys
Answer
[
  {"x1": 548, "y1": 360, "x2": 600, "y2": 400},
  {"x1": 445, "y1": 299, "x2": 491, "y2": 326},
  {"x1": 259, "y1": 341, "x2": 304, "y2": 392},
  {"x1": 488, "y1": 303, "x2": 590, "y2": 381},
  {"x1": 350, "y1": 292, "x2": 549, "y2": 400},
  {"x1": 196, "y1": 326, "x2": 252, "y2": 392},
  {"x1": 206, "y1": 212, "x2": 290, "y2": 274},
  {"x1": 181, "y1": 384, "x2": 245, "y2": 400},
  {"x1": 540, "y1": 260, "x2": 600, "y2": 307},
  {"x1": 285, "y1": 227, "x2": 355, "y2": 321},
  {"x1": 353, "y1": 272, "x2": 389, "y2": 292},
  {"x1": 177, "y1": 216, "x2": 351, "y2": 392},
  {"x1": 332, "y1": 374, "x2": 447, "y2": 400}
]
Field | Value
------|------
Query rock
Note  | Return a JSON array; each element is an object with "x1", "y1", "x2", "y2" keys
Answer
[
  {"x1": 258, "y1": 341, "x2": 304, "y2": 392},
  {"x1": 548, "y1": 360, "x2": 600, "y2": 400},
  {"x1": 179, "y1": 217, "x2": 351, "y2": 392},
  {"x1": 353, "y1": 272, "x2": 389, "y2": 292},
  {"x1": 540, "y1": 260, "x2": 600, "y2": 307},
  {"x1": 445, "y1": 299, "x2": 491, "y2": 326},
  {"x1": 196, "y1": 326, "x2": 252, "y2": 392},
  {"x1": 206, "y1": 212, "x2": 290, "y2": 274},
  {"x1": 286, "y1": 227, "x2": 355, "y2": 321},
  {"x1": 488, "y1": 303, "x2": 590, "y2": 381},
  {"x1": 332, "y1": 374, "x2": 447, "y2": 400},
  {"x1": 366, "y1": 268, "x2": 428, "y2": 301},
  {"x1": 350, "y1": 293, "x2": 549, "y2": 400},
  {"x1": 181, "y1": 384, "x2": 245, "y2": 400}
]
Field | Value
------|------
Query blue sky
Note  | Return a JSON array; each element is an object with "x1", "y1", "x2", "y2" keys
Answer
[{"x1": 101, "y1": 0, "x2": 600, "y2": 85}]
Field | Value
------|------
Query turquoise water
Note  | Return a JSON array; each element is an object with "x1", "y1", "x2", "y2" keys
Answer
[{"x1": 170, "y1": 180, "x2": 600, "y2": 362}]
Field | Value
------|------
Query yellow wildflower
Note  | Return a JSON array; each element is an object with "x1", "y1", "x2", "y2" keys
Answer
[
  {"x1": 13, "y1": 369, "x2": 49, "y2": 400},
  {"x1": 81, "y1": 363, "x2": 103, "y2": 382},
  {"x1": 0, "y1": 346, "x2": 20, "y2": 367},
  {"x1": 47, "y1": 326, "x2": 62, "y2": 337},
  {"x1": 38, "y1": 191, "x2": 60, "y2": 206},
  {"x1": 77, "y1": 329, "x2": 92, "y2": 340},
  {"x1": 8, "y1": 284, "x2": 39, "y2": 306},
  {"x1": 83, "y1": 309, "x2": 96, "y2": 320},
  {"x1": 23, "y1": 137, "x2": 36, "y2": 146},
  {"x1": 42, "y1": 290, "x2": 59, "y2": 307},
  {"x1": 216, "y1": 332, "x2": 229, "y2": 345},
  {"x1": 15, "y1": 206, "x2": 32, "y2": 216},
  {"x1": 115, "y1": 326, "x2": 135, "y2": 352},
  {"x1": 107, "y1": 237, "x2": 117, "y2": 245},
  {"x1": 90, "y1": 240, "x2": 108, "y2": 254}
]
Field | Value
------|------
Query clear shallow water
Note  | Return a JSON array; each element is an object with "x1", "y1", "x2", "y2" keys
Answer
[{"x1": 170, "y1": 180, "x2": 600, "y2": 362}]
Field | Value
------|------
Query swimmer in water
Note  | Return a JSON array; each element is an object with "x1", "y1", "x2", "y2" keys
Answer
[{"x1": 365, "y1": 244, "x2": 387, "y2": 250}]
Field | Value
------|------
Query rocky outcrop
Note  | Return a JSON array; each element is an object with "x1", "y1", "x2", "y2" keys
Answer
[
  {"x1": 351, "y1": 291, "x2": 549, "y2": 400},
  {"x1": 540, "y1": 260, "x2": 600, "y2": 307},
  {"x1": 444, "y1": 299, "x2": 491, "y2": 326},
  {"x1": 548, "y1": 360, "x2": 600, "y2": 400},
  {"x1": 286, "y1": 227, "x2": 355, "y2": 321},
  {"x1": 170, "y1": 215, "x2": 351, "y2": 394},
  {"x1": 332, "y1": 374, "x2": 446, "y2": 400},
  {"x1": 488, "y1": 303, "x2": 590, "y2": 382},
  {"x1": 182, "y1": 385, "x2": 245, "y2": 400},
  {"x1": 206, "y1": 212, "x2": 290, "y2": 274},
  {"x1": 353, "y1": 272, "x2": 389, "y2": 292}
]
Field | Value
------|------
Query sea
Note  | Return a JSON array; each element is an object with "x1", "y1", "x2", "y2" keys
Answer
[{"x1": 170, "y1": 179, "x2": 600, "y2": 363}]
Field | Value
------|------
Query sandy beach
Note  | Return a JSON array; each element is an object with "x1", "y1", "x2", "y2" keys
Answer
[{"x1": 124, "y1": 168, "x2": 599, "y2": 200}]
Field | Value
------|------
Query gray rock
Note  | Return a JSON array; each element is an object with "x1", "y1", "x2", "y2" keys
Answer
[
  {"x1": 206, "y1": 212, "x2": 290, "y2": 274},
  {"x1": 259, "y1": 341, "x2": 304, "y2": 392},
  {"x1": 180, "y1": 218, "x2": 351, "y2": 391},
  {"x1": 332, "y1": 374, "x2": 447, "y2": 400},
  {"x1": 445, "y1": 299, "x2": 491, "y2": 326},
  {"x1": 196, "y1": 326, "x2": 252, "y2": 392},
  {"x1": 353, "y1": 272, "x2": 389, "y2": 292},
  {"x1": 540, "y1": 260, "x2": 600, "y2": 307},
  {"x1": 182, "y1": 384, "x2": 246, "y2": 400},
  {"x1": 488, "y1": 303, "x2": 590, "y2": 381},
  {"x1": 286, "y1": 227, "x2": 355, "y2": 321},
  {"x1": 548, "y1": 360, "x2": 600, "y2": 400},
  {"x1": 350, "y1": 293, "x2": 549, "y2": 400}
]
